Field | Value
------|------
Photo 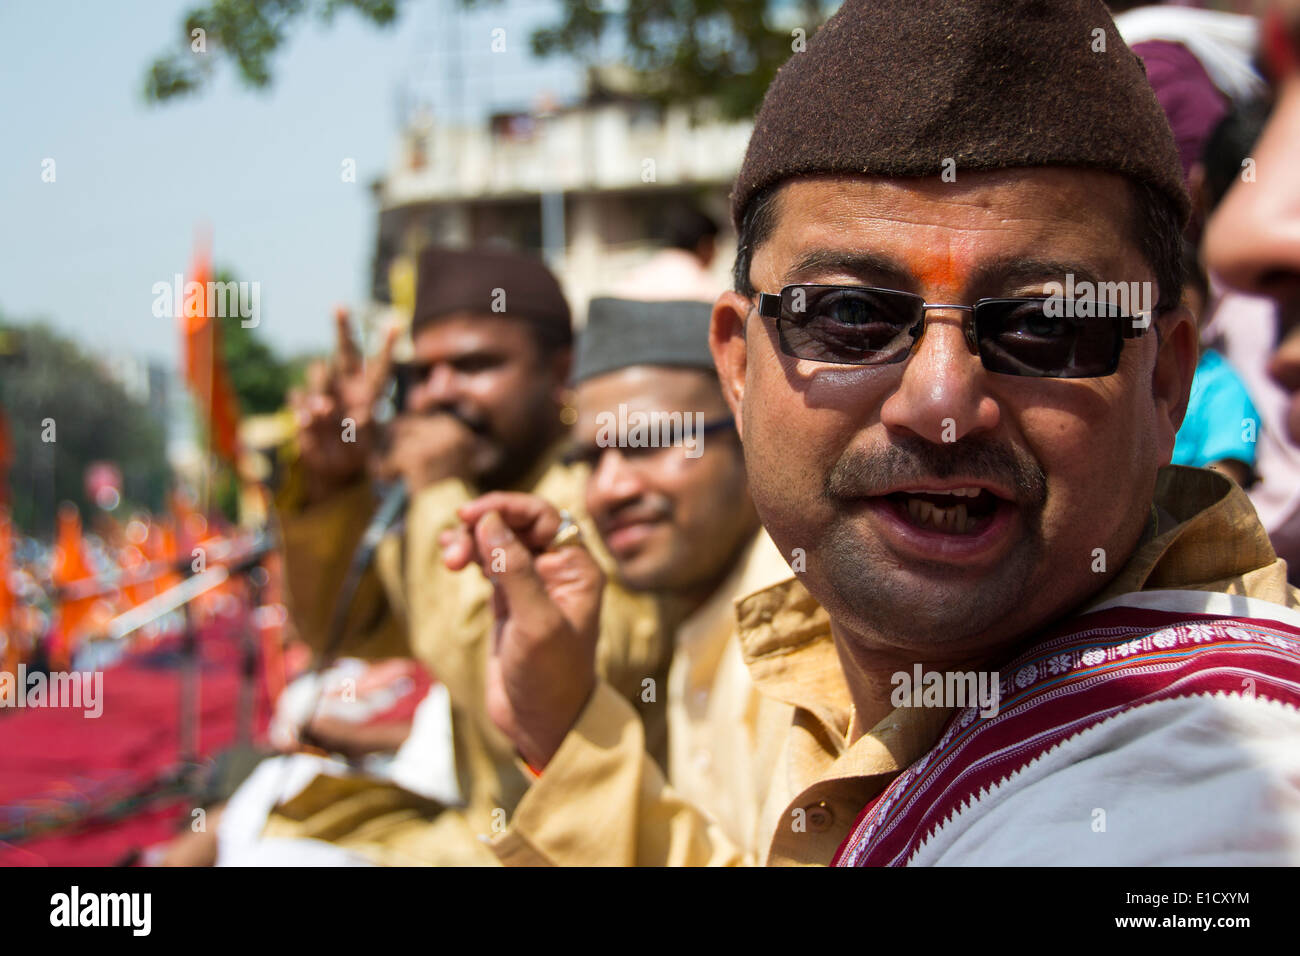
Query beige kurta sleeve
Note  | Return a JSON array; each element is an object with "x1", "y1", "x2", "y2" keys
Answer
[
  {"x1": 401, "y1": 469, "x2": 674, "y2": 831},
  {"x1": 490, "y1": 680, "x2": 752, "y2": 867},
  {"x1": 276, "y1": 478, "x2": 409, "y2": 660}
]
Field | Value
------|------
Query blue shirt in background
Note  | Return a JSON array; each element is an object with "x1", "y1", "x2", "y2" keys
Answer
[{"x1": 1172, "y1": 348, "x2": 1260, "y2": 471}]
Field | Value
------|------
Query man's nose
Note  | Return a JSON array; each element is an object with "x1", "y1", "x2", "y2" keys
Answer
[
  {"x1": 409, "y1": 364, "x2": 458, "y2": 413},
  {"x1": 588, "y1": 448, "x2": 646, "y2": 512},
  {"x1": 878, "y1": 315, "x2": 1000, "y2": 444},
  {"x1": 1204, "y1": 83, "x2": 1300, "y2": 299}
]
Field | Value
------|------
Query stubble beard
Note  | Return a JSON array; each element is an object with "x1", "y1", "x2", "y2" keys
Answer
[
  {"x1": 818, "y1": 512, "x2": 1047, "y2": 655},
  {"x1": 811, "y1": 432, "x2": 1050, "y2": 656}
]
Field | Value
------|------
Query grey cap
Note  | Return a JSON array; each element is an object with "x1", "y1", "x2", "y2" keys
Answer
[{"x1": 573, "y1": 298, "x2": 716, "y2": 385}]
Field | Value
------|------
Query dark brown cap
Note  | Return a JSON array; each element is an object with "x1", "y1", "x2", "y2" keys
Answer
[
  {"x1": 731, "y1": 0, "x2": 1190, "y2": 229},
  {"x1": 412, "y1": 246, "x2": 572, "y2": 347}
]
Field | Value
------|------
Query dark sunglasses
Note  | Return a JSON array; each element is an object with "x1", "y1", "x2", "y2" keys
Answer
[{"x1": 756, "y1": 284, "x2": 1152, "y2": 378}]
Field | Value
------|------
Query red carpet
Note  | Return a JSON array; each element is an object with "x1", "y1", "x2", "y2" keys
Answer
[{"x1": 0, "y1": 614, "x2": 271, "y2": 866}]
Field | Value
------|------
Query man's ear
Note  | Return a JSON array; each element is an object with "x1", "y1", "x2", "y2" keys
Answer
[
  {"x1": 1152, "y1": 304, "x2": 1198, "y2": 456},
  {"x1": 711, "y1": 292, "x2": 751, "y2": 440},
  {"x1": 548, "y1": 345, "x2": 573, "y2": 407}
]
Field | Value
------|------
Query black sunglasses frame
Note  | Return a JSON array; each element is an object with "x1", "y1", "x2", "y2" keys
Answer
[{"x1": 756, "y1": 284, "x2": 1151, "y2": 379}]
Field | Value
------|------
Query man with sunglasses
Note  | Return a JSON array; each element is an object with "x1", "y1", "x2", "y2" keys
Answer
[
  {"x1": 455, "y1": 0, "x2": 1300, "y2": 866},
  {"x1": 272, "y1": 247, "x2": 666, "y2": 864}
]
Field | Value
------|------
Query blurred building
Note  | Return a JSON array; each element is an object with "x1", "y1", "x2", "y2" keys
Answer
[{"x1": 367, "y1": 72, "x2": 754, "y2": 336}]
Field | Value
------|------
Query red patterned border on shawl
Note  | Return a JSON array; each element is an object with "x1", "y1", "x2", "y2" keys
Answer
[{"x1": 833, "y1": 605, "x2": 1300, "y2": 866}]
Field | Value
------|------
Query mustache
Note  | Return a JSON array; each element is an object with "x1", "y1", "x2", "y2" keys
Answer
[
  {"x1": 599, "y1": 496, "x2": 673, "y2": 530},
  {"x1": 824, "y1": 435, "x2": 1047, "y2": 507}
]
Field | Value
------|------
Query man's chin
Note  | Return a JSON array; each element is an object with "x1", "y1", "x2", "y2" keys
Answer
[
  {"x1": 610, "y1": 538, "x2": 689, "y2": 594},
  {"x1": 815, "y1": 532, "x2": 1045, "y2": 652},
  {"x1": 472, "y1": 445, "x2": 518, "y2": 489},
  {"x1": 616, "y1": 561, "x2": 677, "y2": 595}
]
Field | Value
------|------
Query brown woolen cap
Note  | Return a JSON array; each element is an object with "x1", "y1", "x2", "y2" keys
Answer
[
  {"x1": 412, "y1": 246, "x2": 572, "y2": 346},
  {"x1": 730, "y1": 0, "x2": 1190, "y2": 230}
]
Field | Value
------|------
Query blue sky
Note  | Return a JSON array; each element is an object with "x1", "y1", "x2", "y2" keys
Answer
[{"x1": 0, "y1": 0, "x2": 584, "y2": 366}]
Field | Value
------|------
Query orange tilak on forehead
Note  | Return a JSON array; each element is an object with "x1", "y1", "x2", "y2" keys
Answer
[{"x1": 912, "y1": 250, "x2": 965, "y2": 298}]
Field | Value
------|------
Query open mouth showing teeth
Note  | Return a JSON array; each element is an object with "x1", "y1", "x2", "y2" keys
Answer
[{"x1": 885, "y1": 488, "x2": 1002, "y2": 535}]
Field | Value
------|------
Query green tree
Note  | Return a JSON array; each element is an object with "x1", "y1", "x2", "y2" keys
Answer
[
  {"x1": 215, "y1": 270, "x2": 291, "y2": 416},
  {"x1": 0, "y1": 320, "x2": 170, "y2": 536},
  {"x1": 143, "y1": 0, "x2": 833, "y2": 120}
]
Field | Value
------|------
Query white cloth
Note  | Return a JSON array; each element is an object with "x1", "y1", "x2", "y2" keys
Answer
[
  {"x1": 267, "y1": 659, "x2": 416, "y2": 752},
  {"x1": 216, "y1": 754, "x2": 375, "y2": 867},
  {"x1": 911, "y1": 693, "x2": 1300, "y2": 865},
  {"x1": 1115, "y1": 6, "x2": 1266, "y2": 104},
  {"x1": 215, "y1": 684, "x2": 461, "y2": 865},
  {"x1": 386, "y1": 682, "x2": 462, "y2": 805},
  {"x1": 905, "y1": 588, "x2": 1300, "y2": 866}
]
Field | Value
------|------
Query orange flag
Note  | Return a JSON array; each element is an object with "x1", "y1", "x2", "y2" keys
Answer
[
  {"x1": 49, "y1": 504, "x2": 99, "y2": 670},
  {"x1": 181, "y1": 232, "x2": 241, "y2": 463}
]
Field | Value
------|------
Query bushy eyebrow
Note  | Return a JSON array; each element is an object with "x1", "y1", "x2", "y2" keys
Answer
[
  {"x1": 782, "y1": 248, "x2": 1105, "y2": 295},
  {"x1": 968, "y1": 256, "x2": 1104, "y2": 293},
  {"x1": 783, "y1": 250, "x2": 910, "y2": 288}
]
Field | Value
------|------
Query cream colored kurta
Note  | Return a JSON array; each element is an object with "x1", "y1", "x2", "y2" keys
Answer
[
  {"x1": 271, "y1": 449, "x2": 669, "y2": 864},
  {"x1": 663, "y1": 531, "x2": 795, "y2": 855},
  {"x1": 491, "y1": 466, "x2": 1300, "y2": 866}
]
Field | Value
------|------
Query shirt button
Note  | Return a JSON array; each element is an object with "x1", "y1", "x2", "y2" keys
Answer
[
  {"x1": 806, "y1": 802, "x2": 834, "y2": 832},
  {"x1": 693, "y1": 750, "x2": 712, "y2": 775}
]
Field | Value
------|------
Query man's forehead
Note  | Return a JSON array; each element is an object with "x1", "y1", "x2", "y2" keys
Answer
[
  {"x1": 755, "y1": 170, "x2": 1139, "y2": 290},
  {"x1": 412, "y1": 314, "x2": 529, "y2": 356},
  {"x1": 574, "y1": 366, "x2": 723, "y2": 431}
]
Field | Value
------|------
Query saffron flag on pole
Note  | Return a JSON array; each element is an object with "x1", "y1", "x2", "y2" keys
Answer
[
  {"x1": 49, "y1": 503, "x2": 99, "y2": 671},
  {"x1": 181, "y1": 232, "x2": 241, "y2": 463}
]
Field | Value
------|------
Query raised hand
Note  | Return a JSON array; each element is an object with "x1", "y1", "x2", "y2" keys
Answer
[
  {"x1": 442, "y1": 492, "x2": 603, "y2": 770},
  {"x1": 288, "y1": 307, "x2": 396, "y2": 502}
]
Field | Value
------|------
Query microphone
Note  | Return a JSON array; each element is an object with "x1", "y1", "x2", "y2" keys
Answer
[{"x1": 322, "y1": 481, "x2": 409, "y2": 658}]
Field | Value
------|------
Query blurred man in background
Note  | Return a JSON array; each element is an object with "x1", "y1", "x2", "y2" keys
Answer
[
  {"x1": 444, "y1": 298, "x2": 792, "y2": 862},
  {"x1": 266, "y1": 247, "x2": 667, "y2": 864},
  {"x1": 615, "y1": 204, "x2": 725, "y2": 302},
  {"x1": 1169, "y1": 239, "x2": 1259, "y2": 486},
  {"x1": 1204, "y1": 1, "x2": 1300, "y2": 584}
]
